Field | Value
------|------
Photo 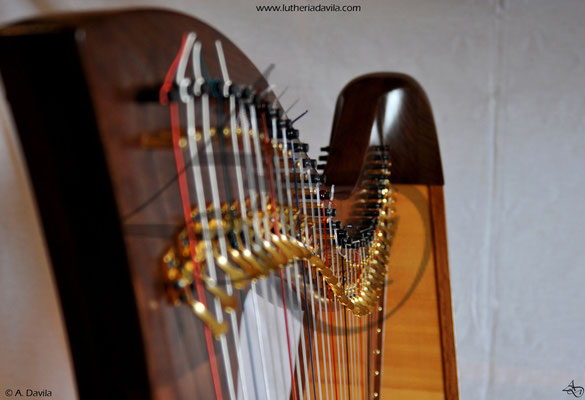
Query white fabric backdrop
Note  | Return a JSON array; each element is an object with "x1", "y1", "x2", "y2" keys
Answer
[{"x1": 1, "y1": 0, "x2": 584, "y2": 399}]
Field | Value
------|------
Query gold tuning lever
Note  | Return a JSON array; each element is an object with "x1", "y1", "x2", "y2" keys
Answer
[
  {"x1": 270, "y1": 234, "x2": 298, "y2": 261},
  {"x1": 276, "y1": 234, "x2": 307, "y2": 258},
  {"x1": 337, "y1": 293, "x2": 355, "y2": 309},
  {"x1": 203, "y1": 279, "x2": 237, "y2": 312},
  {"x1": 228, "y1": 247, "x2": 264, "y2": 280},
  {"x1": 215, "y1": 253, "x2": 250, "y2": 290},
  {"x1": 262, "y1": 240, "x2": 289, "y2": 268},
  {"x1": 183, "y1": 289, "x2": 228, "y2": 339},
  {"x1": 250, "y1": 243, "x2": 279, "y2": 272},
  {"x1": 191, "y1": 300, "x2": 229, "y2": 339}
]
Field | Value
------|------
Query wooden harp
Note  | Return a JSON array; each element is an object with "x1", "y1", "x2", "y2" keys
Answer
[{"x1": 0, "y1": 9, "x2": 458, "y2": 399}]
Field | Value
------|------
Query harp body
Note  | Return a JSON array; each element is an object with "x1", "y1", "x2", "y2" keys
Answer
[{"x1": 0, "y1": 9, "x2": 458, "y2": 400}]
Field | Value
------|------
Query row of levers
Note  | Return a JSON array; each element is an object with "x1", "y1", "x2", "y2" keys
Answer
[{"x1": 160, "y1": 56, "x2": 395, "y2": 338}]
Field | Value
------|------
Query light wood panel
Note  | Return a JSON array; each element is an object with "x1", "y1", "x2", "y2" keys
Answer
[{"x1": 380, "y1": 184, "x2": 458, "y2": 399}]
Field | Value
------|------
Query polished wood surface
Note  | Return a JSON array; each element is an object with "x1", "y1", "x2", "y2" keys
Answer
[
  {"x1": 381, "y1": 184, "x2": 458, "y2": 399},
  {"x1": 1, "y1": 8, "x2": 458, "y2": 400},
  {"x1": 0, "y1": 9, "x2": 272, "y2": 399},
  {"x1": 325, "y1": 73, "x2": 444, "y2": 198},
  {"x1": 328, "y1": 71, "x2": 458, "y2": 398},
  {"x1": 429, "y1": 185, "x2": 459, "y2": 399}
]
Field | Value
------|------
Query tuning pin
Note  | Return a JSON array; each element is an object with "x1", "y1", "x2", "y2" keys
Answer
[
  {"x1": 293, "y1": 142, "x2": 309, "y2": 153},
  {"x1": 331, "y1": 220, "x2": 342, "y2": 230},
  {"x1": 320, "y1": 146, "x2": 330, "y2": 152},
  {"x1": 279, "y1": 118, "x2": 293, "y2": 130},
  {"x1": 266, "y1": 103, "x2": 282, "y2": 119},
  {"x1": 313, "y1": 174, "x2": 326, "y2": 184},
  {"x1": 295, "y1": 172, "x2": 324, "y2": 183},
  {"x1": 324, "y1": 208, "x2": 337, "y2": 217},
  {"x1": 228, "y1": 84, "x2": 244, "y2": 99},
  {"x1": 302, "y1": 158, "x2": 317, "y2": 169},
  {"x1": 286, "y1": 128, "x2": 299, "y2": 140},
  {"x1": 361, "y1": 210, "x2": 380, "y2": 217},
  {"x1": 238, "y1": 85, "x2": 254, "y2": 103},
  {"x1": 309, "y1": 207, "x2": 336, "y2": 217},
  {"x1": 371, "y1": 145, "x2": 391, "y2": 152}
]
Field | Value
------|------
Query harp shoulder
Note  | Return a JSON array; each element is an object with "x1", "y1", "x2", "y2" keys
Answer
[{"x1": 325, "y1": 72, "x2": 444, "y2": 198}]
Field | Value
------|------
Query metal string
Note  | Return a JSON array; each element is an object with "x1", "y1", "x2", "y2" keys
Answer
[
  {"x1": 265, "y1": 113, "x2": 298, "y2": 400},
  {"x1": 311, "y1": 180, "x2": 330, "y2": 400},
  {"x1": 168, "y1": 33, "x2": 223, "y2": 400},
  {"x1": 190, "y1": 41, "x2": 237, "y2": 400},
  {"x1": 216, "y1": 40, "x2": 263, "y2": 399},
  {"x1": 315, "y1": 185, "x2": 334, "y2": 400},
  {"x1": 292, "y1": 150, "x2": 318, "y2": 400},
  {"x1": 331, "y1": 224, "x2": 348, "y2": 400},
  {"x1": 279, "y1": 127, "x2": 309, "y2": 400},
  {"x1": 341, "y1": 246, "x2": 351, "y2": 399},
  {"x1": 299, "y1": 159, "x2": 323, "y2": 400},
  {"x1": 249, "y1": 103, "x2": 289, "y2": 399},
  {"x1": 323, "y1": 200, "x2": 339, "y2": 400},
  {"x1": 238, "y1": 104, "x2": 272, "y2": 399}
]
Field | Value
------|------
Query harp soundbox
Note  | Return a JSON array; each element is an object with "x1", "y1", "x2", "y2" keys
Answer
[{"x1": 0, "y1": 9, "x2": 458, "y2": 399}]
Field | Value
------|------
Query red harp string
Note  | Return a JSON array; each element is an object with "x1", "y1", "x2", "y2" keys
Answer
[{"x1": 161, "y1": 35, "x2": 223, "y2": 400}]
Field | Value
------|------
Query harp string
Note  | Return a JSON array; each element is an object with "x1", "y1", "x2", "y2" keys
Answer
[
  {"x1": 360, "y1": 241, "x2": 369, "y2": 397},
  {"x1": 213, "y1": 40, "x2": 259, "y2": 400},
  {"x1": 164, "y1": 34, "x2": 224, "y2": 400},
  {"x1": 347, "y1": 246, "x2": 354, "y2": 399},
  {"x1": 342, "y1": 246, "x2": 351, "y2": 398},
  {"x1": 315, "y1": 182, "x2": 331, "y2": 400},
  {"x1": 292, "y1": 147, "x2": 318, "y2": 400},
  {"x1": 355, "y1": 247, "x2": 360, "y2": 399},
  {"x1": 250, "y1": 102, "x2": 289, "y2": 398},
  {"x1": 239, "y1": 102, "x2": 273, "y2": 399},
  {"x1": 349, "y1": 247, "x2": 355, "y2": 399},
  {"x1": 330, "y1": 215, "x2": 347, "y2": 400},
  {"x1": 353, "y1": 247, "x2": 359, "y2": 399},
  {"x1": 279, "y1": 125, "x2": 307, "y2": 400},
  {"x1": 261, "y1": 109, "x2": 297, "y2": 400},
  {"x1": 164, "y1": 33, "x2": 393, "y2": 400},
  {"x1": 302, "y1": 160, "x2": 324, "y2": 400},
  {"x1": 315, "y1": 184, "x2": 333, "y2": 400},
  {"x1": 190, "y1": 40, "x2": 237, "y2": 400},
  {"x1": 288, "y1": 149, "x2": 312, "y2": 400},
  {"x1": 352, "y1": 248, "x2": 358, "y2": 400},
  {"x1": 356, "y1": 247, "x2": 364, "y2": 398},
  {"x1": 323, "y1": 200, "x2": 339, "y2": 400}
]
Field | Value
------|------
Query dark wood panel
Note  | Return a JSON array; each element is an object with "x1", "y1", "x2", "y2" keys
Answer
[
  {"x1": 0, "y1": 9, "x2": 272, "y2": 399},
  {"x1": 325, "y1": 73, "x2": 444, "y2": 198},
  {"x1": 0, "y1": 29, "x2": 151, "y2": 399},
  {"x1": 429, "y1": 185, "x2": 459, "y2": 400}
]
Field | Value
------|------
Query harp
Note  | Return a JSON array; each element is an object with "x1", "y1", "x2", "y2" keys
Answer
[{"x1": 0, "y1": 9, "x2": 458, "y2": 400}]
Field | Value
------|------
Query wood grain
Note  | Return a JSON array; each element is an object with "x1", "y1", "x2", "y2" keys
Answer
[
  {"x1": 1, "y1": 9, "x2": 458, "y2": 400},
  {"x1": 0, "y1": 9, "x2": 272, "y2": 399},
  {"x1": 379, "y1": 184, "x2": 458, "y2": 399},
  {"x1": 429, "y1": 185, "x2": 459, "y2": 400},
  {"x1": 325, "y1": 73, "x2": 444, "y2": 199}
]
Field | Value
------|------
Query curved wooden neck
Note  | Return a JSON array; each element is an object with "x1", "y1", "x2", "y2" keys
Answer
[{"x1": 325, "y1": 73, "x2": 444, "y2": 199}]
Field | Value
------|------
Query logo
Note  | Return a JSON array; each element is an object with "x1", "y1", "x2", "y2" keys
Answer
[{"x1": 563, "y1": 380, "x2": 585, "y2": 398}]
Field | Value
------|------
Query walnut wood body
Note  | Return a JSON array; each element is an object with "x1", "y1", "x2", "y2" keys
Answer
[
  {"x1": 0, "y1": 8, "x2": 458, "y2": 400},
  {"x1": 0, "y1": 9, "x2": 274, "y2": 399}
]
